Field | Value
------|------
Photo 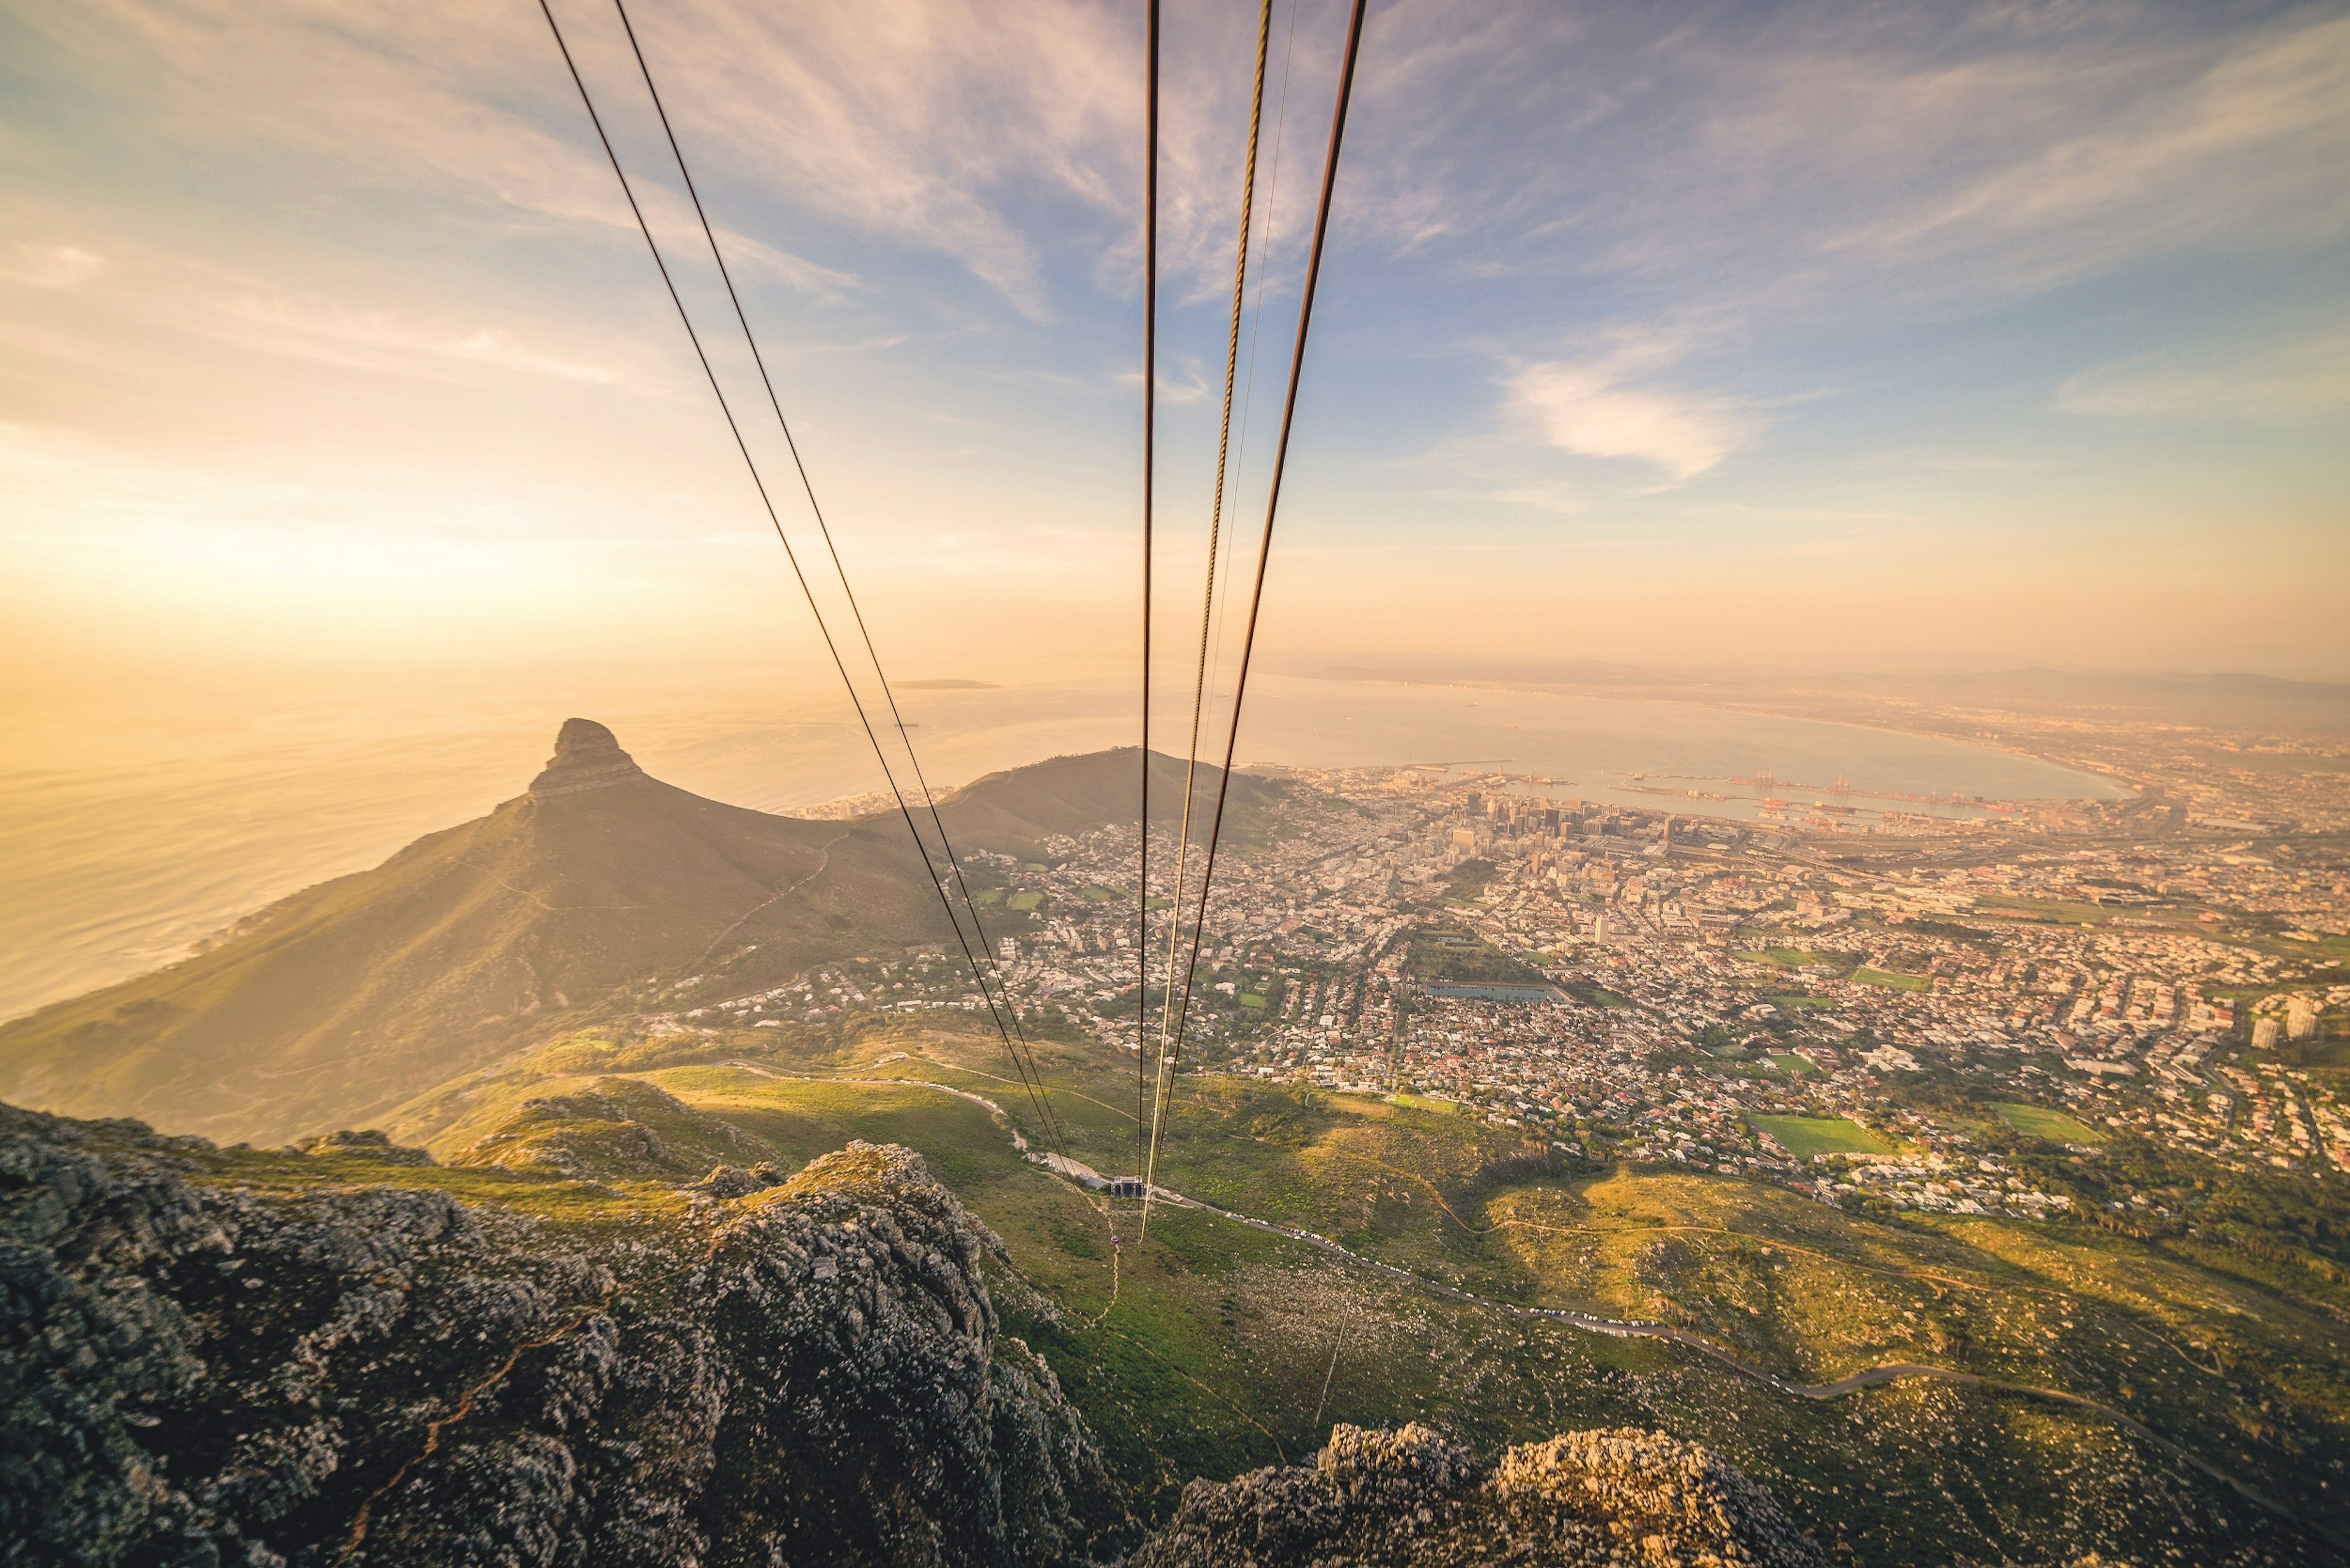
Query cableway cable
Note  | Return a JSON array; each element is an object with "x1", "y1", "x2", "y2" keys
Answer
[
  {"x1": 534, "y1": 0, "x2": 1065, "y2": 1152},
  {"x1": 1141, "y1": 0, "x2": 1370, "y2": 1233},
  {"x1": 1207, "y1": 0, "x2": 1300, "y2": 717},
  {"x1": 1150, "y1": 0, "x2": 1272, "y2": 1163},
  {"x1": 1136, "y1": 0, "x2": 1162, "y2": 1179},
  {"x1": 603, "y1": 0, "x2": 1063, "y2": 1149}
]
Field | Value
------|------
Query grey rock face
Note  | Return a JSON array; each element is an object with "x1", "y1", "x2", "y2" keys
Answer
[
  {"x1": 294, "y1": 1128, "x2": 437, "y2": 1165},
  {"x1": 0, "y1": 1107, "x2": 1105, "y2": 1567},
  {"x1": 452, "y1": 1080, "x2": 757, "y2": 1179},
  {"x1": 687, "y1": 1162, "x2": 786, "y2": 1200},
  {"x1": 1129, "y1": 1422, "x2": 1825, "y2": 1568},
  {"x1": 3, "y1": 1099, "x2": 1834, "y2": 1568},
  {"x1": 528, "y1": 719, "x2": 649, "y2": 799}
]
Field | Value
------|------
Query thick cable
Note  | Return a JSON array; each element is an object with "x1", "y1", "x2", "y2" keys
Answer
[
  {"x1": 1141, "y1": 0, "x2": 1370, "y2": 1227},
  {"x1": 605, "y1": 0, "x2": 1061, "y2": 1143},
  {"x1": 1207, "y1": 0, "x2": 1300, "y2": 717},
  {"x1": 1151, "y1": 0, "x2": 1272, "y2": 1124},
  {"x1": 535, "y1": 0, "x2": 1064, "y2": 1151},
  {"x1": 1137, "y1": 0, "x2": 1161, "y2": 1176}
]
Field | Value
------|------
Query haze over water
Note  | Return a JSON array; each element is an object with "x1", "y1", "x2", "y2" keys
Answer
[
  {"x1": 0, "y1": 676, "x2": 2122, "y2": 1024},
  {"x1": 1233, "y1": 677, "x2": 2129, "y2": 812}
]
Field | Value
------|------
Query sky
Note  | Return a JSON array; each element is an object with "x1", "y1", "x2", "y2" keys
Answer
[{"x1": 3, "y1": 0, "x2": 2348, "y2": 755}]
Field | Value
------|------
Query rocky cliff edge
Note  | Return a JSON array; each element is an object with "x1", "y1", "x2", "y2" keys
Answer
[
  {"x1": 2, "y1": 1098, "x2": 1830, "y2": 1568},
  {"x1": 1129, "y1": 1420, "x2": 1826, "y2": 1568},
  {"x1": 0, "y1": 1104, "x2": 1106, "y2": 1567}
]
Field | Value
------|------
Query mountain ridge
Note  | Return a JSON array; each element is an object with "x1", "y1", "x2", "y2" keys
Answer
[{"x1": 0, "y1": 723, "x2": 1278, "y2": 1146}]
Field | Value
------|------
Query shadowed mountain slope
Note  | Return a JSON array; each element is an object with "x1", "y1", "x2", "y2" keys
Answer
[
  {"x1": 0, "y1": 726, "x2": 1280, "y2": 1148},
  {"x1": 0, "y1": 721, "x2": 942, "y2": 1145},
  {"x1": 939, "y1": 745, "x2": 1285, "y2": 860}
]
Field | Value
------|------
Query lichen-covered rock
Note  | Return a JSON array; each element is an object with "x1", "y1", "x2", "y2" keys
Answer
[
  {"x1": 688, "y1": 1161, "x2": 785, "y2": 1199},
  {"x1": 450, "y1": 1078, "x2": 758, "y2": 1179},
  {"x1": 1130, "y1": 1422, "x2": 1824, "y2": 1567},
  {"x1": 295, "y1": 1127, "x2": 438, "y2": 1164},
  {"x1": 0, "y1": 1106, "x2": 1107, "y2": 1567}
]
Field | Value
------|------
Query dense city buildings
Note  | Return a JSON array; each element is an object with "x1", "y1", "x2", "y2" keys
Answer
[{"x1": 666, "y1": 738, "x2": 2348, "y2": 1226}]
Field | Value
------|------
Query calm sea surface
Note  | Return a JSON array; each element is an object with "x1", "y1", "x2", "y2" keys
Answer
[
  {"x1": 1231, "y1": 677, "x2": 2127, "y2": 808},
  {"x1": 0, "y1": 675, "x2": 2124, "y2": 1023}
]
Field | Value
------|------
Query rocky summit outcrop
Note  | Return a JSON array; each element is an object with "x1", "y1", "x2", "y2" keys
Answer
[
  {"x1": 1128, "y1": 1421, "x2": 1824, "y2": 1568},
  {"x1": 529, "y1": 717, "x2": 650, "y2": 799},
  {"x1": 2, "y1": 1098, "x2": 1838, "y2": 1568},
  {"x1": 449, "y1": 1077, "x2": 764, "y2": 1180},
  {"x1": 0, "y1": 1104, "x2": 1107, "y2": 1567}
]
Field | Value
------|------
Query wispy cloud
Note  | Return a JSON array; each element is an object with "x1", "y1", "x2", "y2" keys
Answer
[
  {"x1": 209, "y1": 294, "x2": 620, "y2": 386},
  {"x1": 10, "y1": 2, "x2": 882, "y2": 301},
  {"x1": 17, "y1": 236, "x2": 650, "y2": 392},
  {"x1": 720, "y1": 232, "x2": 864, "y2": 300},
  {"x1": 6, "y1": 0, "x2": 2349, "y2": 680},
  {"x1": 574, "y1": 0, "x2": 1142, "y2": 316},
  {"x1": 2, "y1": 243, "x2": 111, "y2": 289},
  {"x1": 1482, "y1": 480, "x2": 1584, "y2": 515},
  {"x1": 2061, "y1": 329, "x2": 2350, "y2": 422},
  {"x1": 1345, "y1": 4, "x2": 2350, "y2": 317},
  {"x1": 1116, "y1": 362, "x2": 1210, "y2": 405},
  {"x1": 1509, "y1": 337, "x2": 1759, "y2": 483},
  {"x1": 1815, "y1": 13, "x2": 2350, "y2": 297}
]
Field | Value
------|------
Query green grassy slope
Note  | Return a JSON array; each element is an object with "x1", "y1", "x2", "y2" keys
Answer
[{"x1": 384, "y1": 1024, "x2": 2344, "y2": 1564}]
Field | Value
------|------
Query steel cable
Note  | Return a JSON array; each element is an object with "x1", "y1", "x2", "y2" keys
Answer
[
  {"x1": 535, "y1": 0, "x2": 1065, "y2": 1151},
  {"x1": 1137, "y1": 0, "x2": 1162, "y2": 1176},
  {"x1": 1207, "y1": 0, "x2": 1300, "y2": 721},
  {"x1": 605, "y1": 0, "x2": 1063, "y2": 1147},
  {"x1": 1141, "y1": 0, "x2": 1370, "y2": 1232},
  {"x1": 1149, "y1": 0, "x2": 1274, "y2": 1164}
]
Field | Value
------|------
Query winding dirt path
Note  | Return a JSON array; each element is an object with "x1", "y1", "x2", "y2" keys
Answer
[
  {"x1": 690, "y1": 831, "x2": 851, "y2": 972},
  {"x1": 718, "y1": 1059, "x2": 1030, "y2": 1144}
]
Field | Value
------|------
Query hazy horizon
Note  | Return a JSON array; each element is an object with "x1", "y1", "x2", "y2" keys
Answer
[
  {"x1": 0, "y1": 667, "x2": 2141, "y2": 1025},
  {"x1": 4, "y1": 0, "x2": 2348, "y2": 732}
]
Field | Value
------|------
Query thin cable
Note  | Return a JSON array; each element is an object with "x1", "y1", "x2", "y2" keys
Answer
[
  {"x1": 1207, "y1": 0, "x2": 1299, "y2": 743},
  {"x1": 1142, "y1": 0, "x2": 1370, "y2": 1230},
  {"x1": 606, "y1": 0, "x2": 1061, "y2": 1144},
  {"x1": 535, "y1": 0, "x2": 1064, "y2": 1151},
  {"x1": 1151, "y1": 0, "x2": 1272, "y2": 1132},
  {"x1": 1310, "y1": 1301, "x2": 1355, "y2": 1431},
  {"x1": 1137, "y1": 0, "x2": 1161, "y2": 1177}
]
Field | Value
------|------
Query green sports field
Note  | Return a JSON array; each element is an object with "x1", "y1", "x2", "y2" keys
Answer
[
  {"x1": 1990, "y1": 1101, "x2": 2108, "y2": 1144},
  {"x1": 1747, "y1": 1113, "x2": 1895, "y2": 1157}
]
